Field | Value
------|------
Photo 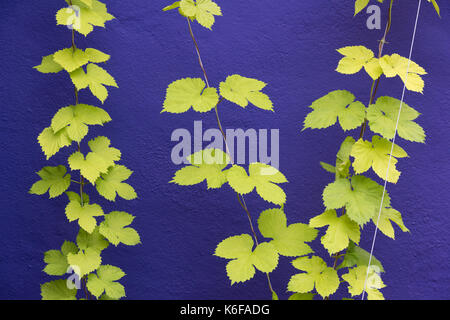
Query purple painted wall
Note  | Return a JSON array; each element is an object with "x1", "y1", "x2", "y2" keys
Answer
[{"x1": 0, "y1": 0, "x2": 449, "y2": 299}]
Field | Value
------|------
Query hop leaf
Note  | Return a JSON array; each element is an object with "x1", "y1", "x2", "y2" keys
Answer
[
  {"x1": 336, "y1": 46, "x2": 382, "y2": 80},
  {"x1": 288, "y1": 293, "x2": 315, "y2": 300},
  {"x1": 287, "y1": 256, "x2": 339, "y2": 298},
  {"x1": 53, "y1": 48, "x2": 89, "y2": 73},
  {"x1": 96, "y1": 165, "x2": 137, "y2": 201},
  {"x1": 41, "y1": 280, "x2": 77, "y2": 300},
  {"x1": 215, "y1": 234, "x2": 279, "y2": 285},
  {"x1": 342, "y1": 266, "x2": 386, "y2": 300},
  {"x1": 67, "y1": 247, "x2": 102, "y2": 277},
  {"x1": 322, "y1": 176, "x2": 390, "y2": 225},
  {"x1": 56, "y1": 0, "x2": 115, "y2": 36},
  {"x1": 162, "y1": 78, "x2": 219, "y2": 113},
  {"x1": 38, "y1": 127, "x2": 72, "y2": 159},
  {"x1": 30, "y1": 165, "x2": 71, "y2": 198},
  {"x1": 51, "y1": 104, "x2": 111, "y2": 142},
  {"x1": 70, "y1": 64, "x2": 118, "y2": 103},
  {"x1": 180, "y1": 0, "x2": 222, "y2": 29},
  {"x1": 171, "y1": 149, "x2": 230, "y2": 189},
  {"x1": 303, "y1": 90, "x2": 366, "y2": 131},
  {"x1": 257, "y1": 208, "x2": 318, "y2": 257},
  {"x1": 68, "y1": 136, "x2": 121, "y2": 184},
  {"x1": 309, "y1": 210, "x2": 360, "y2": 254},
  {"x1": 99, "y1": 211, "x2": 141, "y2": 246},
  {"x1": 354, "y1": 0, "x2": 370, "y2": 16},
  {"x1": 77, "y1": 227, "x2": 109, "y2": 252},
  {"x1": 367, "y1": 96, "x2": 425, "y2": 143},
  {"x1": 84, "y1": 48, "x2": 110, "y2": 63},
  {"x1": 335, "y1": 136, "x2": 356, "y2": 179},
  {"x1": 374, "y1": 207, "x2": 409, "y2": 239},
  {"x1": 43, "y1": 241, "x2": 78, "y2": 276},
  {"x1": 351, "y1": 136, "x2": 408, "y2": 183},
  {"x1": 428, "y1": 0, "x2": 440, "y2": 17},
  {"x1": 34, "y1": 55, "x2": 63, "y2": 74},
  {"x1": 87, "y1": 265, "x2": 126, "y2": 299},
  {"x1": 219, "y1": 75, "x2": 274, "y2": 111},
  {"x1": 226, "y1": 163, "x2": 288, "y2": 205},
  {"x1": 65, "y1": 199, "x2": 104, "y2": 233},
  {"x1": 163, "y1": 2, "x2": 181, "y2": 12},
  {"x1": 379, "y1": 54, "x2": 427, "y2": 93},
  {"x1": 338, "y1": 241, "x2": 384, "y2": 272}
]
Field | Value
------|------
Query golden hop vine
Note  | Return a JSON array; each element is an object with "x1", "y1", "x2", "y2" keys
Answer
[
  {"x1": 162, "y1": 0, "x2": 319, "y2": 299},
  {"x1": 30, "y1": 0, "x2": 140, "y2": 300},
  {"x1": 285, "y1": 0, "x2": 439, "y2": 300}
]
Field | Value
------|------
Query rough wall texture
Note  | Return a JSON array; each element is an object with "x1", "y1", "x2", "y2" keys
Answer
[{"x1": 0, "y1": 0, "x2": 448, "y2": 299}]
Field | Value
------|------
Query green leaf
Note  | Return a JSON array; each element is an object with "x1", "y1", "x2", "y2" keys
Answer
[
  {"x1": 342, "y1": 266, "x2": 386, "y2": 300},
  {"x1": 51, "y1": 104, "x2": 111, "y2": 142},
  {"x1": 309, "y1": 210, "x2": 360, "y2": 255},
  {"x1": 288, "y1": 256, "x2": 339, "y2": 298},
  {"x1": 257, "y1": 208, "x2": 317, "y2": 257},
  {"x1": 65, "y1": 200, "x2": 104, "y2": 233},
  {"x1": 272, "y1": 291, "x2": 279, "y2": 300},
  {"x1": 85, "y1": 48, "x2": 110, "y2": 63},
  {"x1": 99, "y1": 211, "x2": 141, "y2": 246},
  {"x1": 351, "y1": 136, "x2": 408, "y2": 183},
  {"x1": 379, "y1": 54, "x2": 427, "y2": 93},
  {"x1": 41, "y1": 280, "x2": 77, "y2": 300},
  {"x1": 68, "y1": 136, "x2": 121, "y2": 184},
  {"x1": 53, "y1": 48, "x2": 89, "y2": 73},
  {"x1": 87, "y1": 265, "x2": 126, "y2": 299},
  {"x1": 56, "y1": 0, "x2": 115, "y2": 36},
  {"x1": 163, "y1": 1, "x2": 181, "y2": 11},
  {"x1": 227, "y1": 163, "x2": 288, "y2": 205},
  {"x1": 323, "y1": 175, "x2": 390, "y2": 225},
  {"x1": 219, "y1": 75, "x2": 274, "y2": 111},
  {"x1": 215, "y1": 234, "x2": 279, "y2": 285},
  {"x1": 38, "y1": 127, "x2": 72, "y2": 159},
  {"x1": 367, "y1": 96, "x2": 425, "y2": 143},
  {"x1": 336, "y1": 46, "x2": 375, "y2": 76},
  {"x1": 320, "y1": 162, "x2": 336, "y2": 174},
  {"x1": 162, "y1": 78, "x2": 219, "y2": 113},
  {"x1": 338, "y1": 241, "x2": 384, "y2": 272},
  {"x1": 374, "y1": 207, "x2": 409, "y2": 239},
  {"x1": 67, "y1": 247, "x2": 102, "y2": 277},
  {"x1": 354, "y1": 0, "x2": 370, "y2": 16},
  {"x1": 30, "y1": 165, "x2": 71, "y2": 198},
  {"x1": 70, "y1": 64, "x2": 118, "y2": 103},
  {"x1": 96, "y1": 165, "x2": 137, "y2": 201},
  {"x1": 65, "y1": 191, "x2": 90, "y2": 204},
  {"x1": 172, "y1": 149, "x2": 230, "y2": 189},
  {"x1": 303, "y1": 90, "x2": 366, "y2": 131},
  {"x1": 428, "y1": 0, "x2": 440, "y2": 17},
  {"x1": 180, "y1": 0, "x2": 222, "y2": 29},
  {"x1": 288, "y1": 293, "x2": 315, "y2": 300},
  {"x1": 77, "y1": 227, "x2": 109, "y2": 252},
  {"x1": 43, "y1": 241, "x2": 78, "y2": 276},
  {"x1": 34, "y1": 55, "x2": 63, "y2": 74},
  {"x1": 334, "y1": 137, "x2": 355, "y2": 180}
]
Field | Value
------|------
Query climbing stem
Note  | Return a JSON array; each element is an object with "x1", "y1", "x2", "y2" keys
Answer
[
  {"x1": 359, "y1": 0, "x2": 394, "y2": 138},
  {"x1": 186, "y1": 17, "x2": 275, "y2": 296}
]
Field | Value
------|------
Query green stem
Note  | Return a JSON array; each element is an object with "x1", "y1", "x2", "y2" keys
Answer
[
  {"x1": 185, "y1": 17, "x2": 275, "y2": 296},
  {"x1": 359, "y1": 0, "x2": 394, "y2": 138}
]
